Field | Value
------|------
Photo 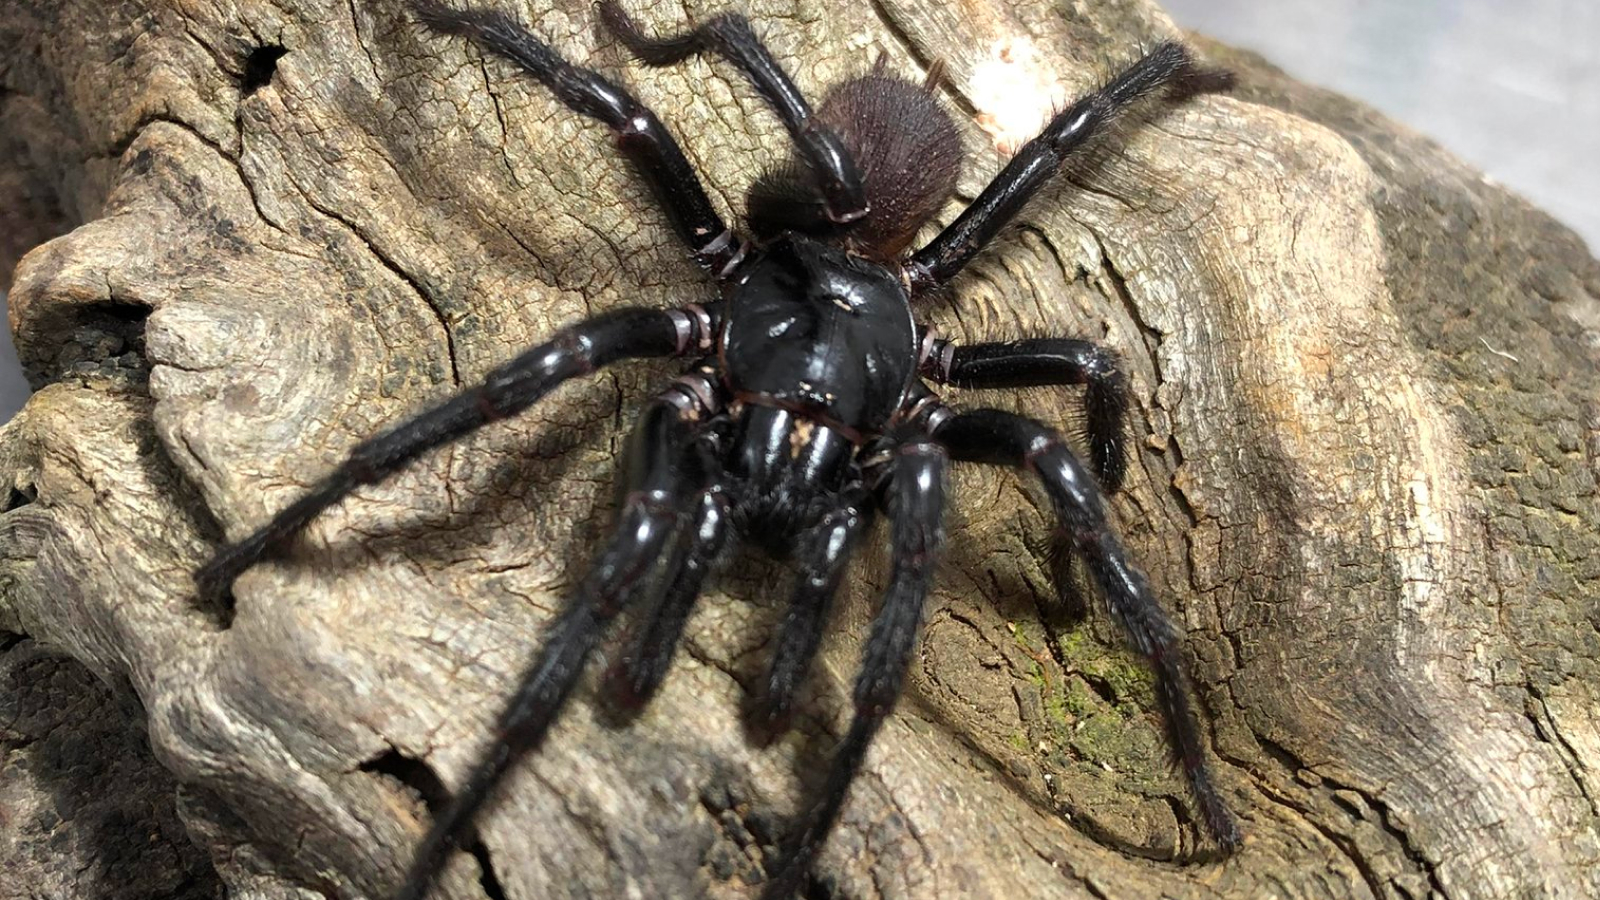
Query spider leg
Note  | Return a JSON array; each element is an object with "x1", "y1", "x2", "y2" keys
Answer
[
  {"x1": 598, "y1": 1, "x2": 868, "y2": 224},
  {"x1": 195, "y1": 304, "x2": 716, "y2": 607},
  {"x1": 409, "y1": 2, "x2": 746, "y2": 275},
  {"x1": 395, "y1": 388, "x2": 716, "y2": 900},
  {"x1": 605, "y1": 486, "x2": 735, "y2": 710},
  {"x1": 603, "y1": 369, "x2": 735, "y2": 710},
  {"x1": 922, "y1": 335, "x2": 1129, "y2": 492},
  {"x1": 761, "y1": 436, "x2": 946, "y2": 900},
  {"x1": 905, "y1": 43, "x2": 1233, "y2": 293},
  {"x1": 932, "y1": 407, "x2": 1241, "y2": 850},
  {"x1": 752, "y1": 484, "x2": 876, "y2": 733}
]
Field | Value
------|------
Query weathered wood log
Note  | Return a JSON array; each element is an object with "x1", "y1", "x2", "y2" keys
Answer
[
  {"x1": 3, "y1": 0, "x2": 1598, "y2": 897},
  {"x1": 0, "y1": 637, "x2": 222, "y2": 899}
]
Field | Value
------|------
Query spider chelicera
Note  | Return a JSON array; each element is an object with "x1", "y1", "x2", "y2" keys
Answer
[{"x1": 196, "y1": 2, "x2": 1241, "y2": 897}]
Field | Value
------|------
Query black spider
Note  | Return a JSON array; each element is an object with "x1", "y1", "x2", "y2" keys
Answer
[{"x1": 196, "y1": 3, "x2": 1241, "y2": 897}]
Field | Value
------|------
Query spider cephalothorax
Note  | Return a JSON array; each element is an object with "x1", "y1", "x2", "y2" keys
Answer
[{"x1": 196, "y1": 3, "x2": 1240, "y2": 897}]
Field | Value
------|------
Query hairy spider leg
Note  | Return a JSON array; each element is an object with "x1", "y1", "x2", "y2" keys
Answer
[
  {"x1": 752, "y1": 484, "x2": 877, "y2": 733},
  {"x1": 922, "y1": 336, "x2": 1130, "y2": 492},
  {"x1": 194, "y1": 305, "x2": 711, "y2": 608},
  {"x1": 394, "y1": 390, "x2": 718, "y2": 900},
  {"x1": 409, "y1": 2, "x2": 747, "y2": 275},
  {"x1": 933, "y1": 408, "x2": 1242, "y2": 850},
  {"x1": 761, "y1": 435, "x2": 947, "y2": 900},
  {"x1": 905, "y1": 42, "x2": 1234, "y2": 293},
  {"x1": 598, "y1": 1, "x2": 869, "y2": 224}
]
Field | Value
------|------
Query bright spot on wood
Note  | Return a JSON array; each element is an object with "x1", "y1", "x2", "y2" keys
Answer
[{"x1": 970, "y1": 36, "x2": 1065, "y2": 155}]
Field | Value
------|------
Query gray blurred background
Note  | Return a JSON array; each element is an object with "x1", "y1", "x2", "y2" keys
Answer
[
  {"x1": 1165, "y1": 0, "x2": 1598, "y2": 247},
  {"x1": 1, "y1": 0, "x2": 1595, "y2": 426}
]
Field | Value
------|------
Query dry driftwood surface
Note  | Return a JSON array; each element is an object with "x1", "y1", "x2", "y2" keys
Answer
[{"x1": 3, "y1": 0, "x2": 1600, "y2": 897}]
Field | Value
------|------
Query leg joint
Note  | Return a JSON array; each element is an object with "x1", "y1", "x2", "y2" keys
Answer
[
  {"x1": 916, "y1": 327, "x2": 956, "y2": 382},
  {"x1": 1080, "y1": 343, "x2": 1123, "y2": 383},
  {"x1": 665, "y1": 304, "x2": 717, "y2": 355},
  {"x1": 896, "y1": 438, "x2": 946, "y2": 461},
  {"x1": 1018, "y1": 429, "x2": 1062, "y2": 468},
  {"x1": 345, "y1": 448, "x2": 387, "y2": 485},
  {"x1": 662, "y1": 368, "x2": 723, "y2": 419}
]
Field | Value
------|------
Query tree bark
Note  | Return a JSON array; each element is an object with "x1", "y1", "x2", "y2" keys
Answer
[{"x1": 3, "y1": 1, "x2": 1598, "y2": 898}]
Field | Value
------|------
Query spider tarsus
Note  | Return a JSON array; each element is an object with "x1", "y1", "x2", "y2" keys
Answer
[
  {"x1": 1201, "y1": 786, "x2": 1244, "y2": 852},
  {"x1": 601, "y1": 627, "x2": 678, "y2": 714},
  {"x1": 596, "y1": 0, "x2": 702, "y2": 66},
  {"x1": 1162, "y1": 44, "x2": 1238, "y2": 103},
  {"x1": 602, "y1": 629, "x2": 670, "y2": 714},
  {"x1": 1083, "y1": 355, "x2": 1130, "y2": 493},
  {"x1": 1181, "y1": 740, "x2": 1243, "y2": 854},
  {"x1": 600, "y1": 665, "x2": 654, "y2": 714},
  {"x1": 760, "y1": 714, "x2": 881, "y2": 900},
  {"x1": 760, "y1": 847, "x2": 819, "y2": 900},
  {"x1": 1150, "y1": 660, "x2": 1244, "y2": 851},
  {"x1": 744, "y1": 698, "x2": 795, "y2": 745},
  {"x1": 192, "y1": 507, "x2": 327, "y2": 612},
  {"x1": 192, "y1": 556, "x2": 242, "y2": 611},
  {"x1": 1100, "y1": 41, "x2": 1233, "y2": 110}
]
